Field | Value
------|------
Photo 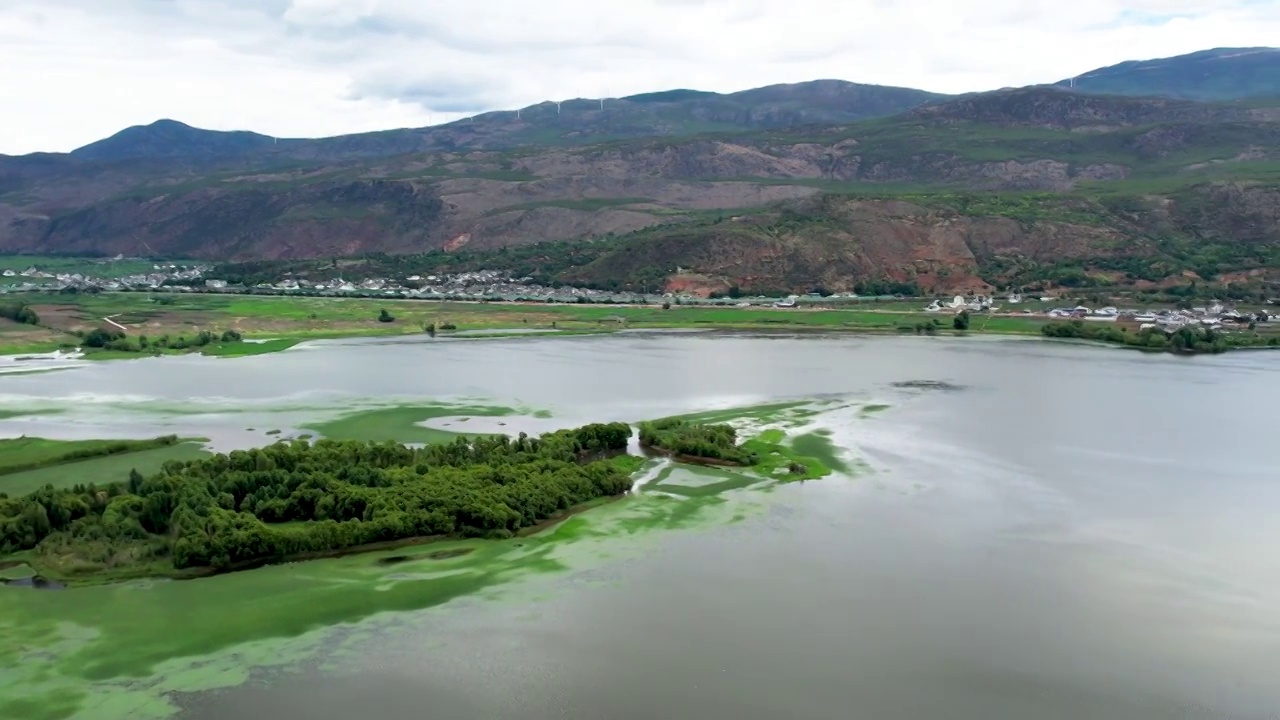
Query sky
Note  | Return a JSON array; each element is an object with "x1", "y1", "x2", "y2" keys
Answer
[{"x1": 1, "y1": 0, "x2": 1277, "y2": 155}]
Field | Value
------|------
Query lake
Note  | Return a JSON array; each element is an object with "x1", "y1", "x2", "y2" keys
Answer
[{"x1": 1, "y1": 332, "x2": 1278, "y2": 720}]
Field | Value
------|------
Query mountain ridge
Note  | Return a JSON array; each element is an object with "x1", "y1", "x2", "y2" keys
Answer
[
  {"x1": 1053, "y1": 46, "x2": 1280, "y2": 101},
  {"x1": 1, "y1": 47, "x2": 1278, "y2": 295},
  {"x1": 10, "y1": 46, "x2": 1274, "y2": 163}
]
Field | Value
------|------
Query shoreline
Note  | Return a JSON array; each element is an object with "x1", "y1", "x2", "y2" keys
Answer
[
  {"x1": 9, "y1": 324, "x2": 1273, "y2": 362},
  {"x1": 2, "y1": 291, "x2": 1273, "y2": 359}
]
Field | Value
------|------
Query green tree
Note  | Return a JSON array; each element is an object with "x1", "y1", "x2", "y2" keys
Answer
[{"x1": 953, "y1": 311, "x2": 970, "y2": 331}]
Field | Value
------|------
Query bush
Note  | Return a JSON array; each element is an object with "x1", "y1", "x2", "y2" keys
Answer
[
  {"x1": 0, "y1": 303, "x2": 39, "y2": 325},
  {"x1": 83, "y1": 328, "x2": 125, "y2": 348},
  {"x1": 377, "y1": 309, "x2": 395, "y2": 323},
  {"x1": 953, "y1": 311, "x2": 970, "y2": 331}
]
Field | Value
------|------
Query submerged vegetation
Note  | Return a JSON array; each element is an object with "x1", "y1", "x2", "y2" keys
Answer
[{"x1": 0, "y1": 423, "x2": 634, "y2": 580}]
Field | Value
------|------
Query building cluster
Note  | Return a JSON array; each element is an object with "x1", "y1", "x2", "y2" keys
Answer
[
  {"x1": 1043, "y1": 304, "x2": 1272, "y2": 330},
  {"x1": 924, "y1": 293, "x2": 1274, "y2": 329},
  {"x1": 232, "y1": 270, "x2": 657, "y2": 303},
  {"x1": 0, "y1": 263, "x2": 207, "y2": 292}
]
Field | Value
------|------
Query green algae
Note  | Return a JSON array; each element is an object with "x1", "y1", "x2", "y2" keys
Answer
[
  {"x1": 302, "y1": 404, "x2": 518, "y2": 444},
  {"x1": 790, "y1": 431, "x2": 850, "y2": 473},
  {"x1": 0, "y1": 398, "x2": 870, "y2": 720},
  {"x1": 0, "y1": 450, "x2": 771, "y2": 720},
  {"x1": 659, "y1": 400, "x2": 818, "y2": 426},
  {"x1": 644, "y1": 465, "x2": 767, "y2": 498},
  {"x1": 739, "y1": 430, "x2": 827, "y2": 480}
]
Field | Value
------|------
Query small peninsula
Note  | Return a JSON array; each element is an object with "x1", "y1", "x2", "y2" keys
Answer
[{"x1": 0, "y1": 423, "x2": 635, "y2": 583}]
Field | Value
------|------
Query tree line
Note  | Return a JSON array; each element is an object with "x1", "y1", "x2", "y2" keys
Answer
[
  {"x1": 80, "y1": 328, "x2": 243, "y2": 352},
  {"x1": 1041, "y1": 320, "x2": 1279, "y2": 353},
  {"x1": 0, "y1": 422, "x2": 634, "y2": 575}
]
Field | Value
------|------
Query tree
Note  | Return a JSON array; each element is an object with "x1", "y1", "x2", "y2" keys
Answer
[
  {"x1": 953, "y1": 311, "x2": 970, "y2": 331},
  {"x1": 83, "y1": 328, "x2": 125, "y2": 348},
  {"x1": 377, "y1": 309, "x2": 395, "y2": 323}
]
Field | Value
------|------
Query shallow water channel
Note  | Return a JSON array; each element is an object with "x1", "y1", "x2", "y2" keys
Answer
[{"x1": 1, "y1": 332, "x2": 1278, "y2": 720}]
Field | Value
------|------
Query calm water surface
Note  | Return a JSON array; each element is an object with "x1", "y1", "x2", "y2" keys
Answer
[{"x1": 3, "y1": 333, "x2": 1279, "y2": 719}]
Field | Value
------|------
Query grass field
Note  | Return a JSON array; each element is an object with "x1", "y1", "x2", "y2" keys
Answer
[
  {"x1": 0, "y1": 291, "x2": 1056, "y2": 358},
  {"x1": 0, "y1": 440, "x2": 210, "y2": 496},
  {"x1": 0, "y1": 437, "x2": 159, "y2": 474}
]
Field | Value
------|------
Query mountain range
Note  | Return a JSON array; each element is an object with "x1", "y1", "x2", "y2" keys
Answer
[{"x1": 2, "y1": 47, "x2": 1278, "y2": 295}]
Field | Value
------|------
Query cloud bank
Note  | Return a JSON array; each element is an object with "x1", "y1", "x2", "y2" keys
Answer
[{"x1": 1, "y1": 0, "x2": 1276, "y2": 153}]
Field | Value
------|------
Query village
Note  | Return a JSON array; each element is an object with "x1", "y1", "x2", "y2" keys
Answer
[
  {"x1": 923, "y1": 293, "x2": 1275, "y2": 330},
  {"x1": 0, "y1": 262, "x2": 208, "y2": 291},
  {"x1": 1, "y1": 261, "x2": 1276, "y2": 331}
]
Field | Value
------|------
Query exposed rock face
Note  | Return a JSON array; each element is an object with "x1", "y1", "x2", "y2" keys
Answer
[
  {"x1": 563, "y1": 196, "x2": 1159, "y2": 295},
  {"x1": 1169, "y1": 183, "x2": 1280, "y2": 244}
]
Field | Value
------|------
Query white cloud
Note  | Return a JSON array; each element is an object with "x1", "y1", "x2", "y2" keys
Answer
[{"x1": 0, "y1": 0, "x2": 1276, "y2": 154}]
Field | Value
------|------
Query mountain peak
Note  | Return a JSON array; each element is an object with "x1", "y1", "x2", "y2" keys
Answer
[{"x1": 70, "y1": 119, "x2": 275, "y2": 162}]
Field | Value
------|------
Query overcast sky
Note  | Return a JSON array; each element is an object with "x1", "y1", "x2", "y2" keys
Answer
[{"x1": 1, "y1": 0, "x2": 1277, "y2": 155}]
